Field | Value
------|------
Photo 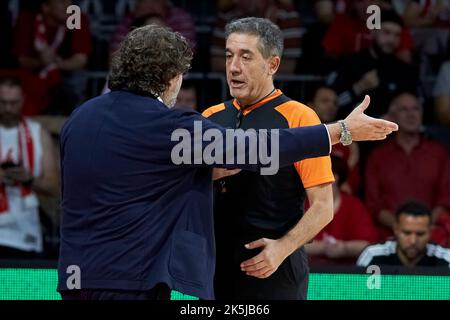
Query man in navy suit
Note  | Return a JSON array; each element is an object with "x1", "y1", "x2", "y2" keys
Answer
[{"x1": 57, "y1": 25, "x2": 397, "y2": 300}]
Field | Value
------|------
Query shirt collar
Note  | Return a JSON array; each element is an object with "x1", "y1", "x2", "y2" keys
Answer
[{"x1": 232, "y1": 89, "x2": 283, "y2": 115}]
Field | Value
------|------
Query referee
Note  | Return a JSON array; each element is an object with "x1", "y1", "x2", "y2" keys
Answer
[{"x1": 204, "y1": 17, "x2": 334, "y2": 300}]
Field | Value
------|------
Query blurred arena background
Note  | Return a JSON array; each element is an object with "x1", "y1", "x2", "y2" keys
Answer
[{"x1": 0, "y1": 0, "x2": 449, "y2": 300}]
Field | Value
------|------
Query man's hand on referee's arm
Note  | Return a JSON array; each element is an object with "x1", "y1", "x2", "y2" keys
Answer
[{"x1": 212, "y1": 168, "x2": 241, "y2": 180}]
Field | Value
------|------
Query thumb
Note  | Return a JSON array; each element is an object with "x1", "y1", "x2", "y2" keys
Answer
[
  {"x1": 355, "y1": 95, "x2": 371, "y2": 113},
  {"x1": 245, "y1": 238, "x2": 266, "y2": 250}
]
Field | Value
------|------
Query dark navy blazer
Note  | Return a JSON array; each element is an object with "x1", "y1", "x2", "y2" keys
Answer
[{"x1": 57, "y1": 90, "x2": 331, "y2": 299}]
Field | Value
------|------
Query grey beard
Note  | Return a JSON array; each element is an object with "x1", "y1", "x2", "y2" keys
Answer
[{"x1": 166, "y1": 98, "x2": 177, "y2": 108}]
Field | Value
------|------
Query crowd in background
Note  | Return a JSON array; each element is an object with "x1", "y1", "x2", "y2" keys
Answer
[{"x1": 0, "y1": 0, "x2": 449, "y2": 267}]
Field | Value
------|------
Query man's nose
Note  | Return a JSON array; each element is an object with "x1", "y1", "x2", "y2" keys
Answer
[{"x1": 409, "y1": 234, "x2": 418, "y2": 245}]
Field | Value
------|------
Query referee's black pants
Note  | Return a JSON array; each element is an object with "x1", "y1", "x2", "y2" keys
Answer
[{"x1": 214, "y1": 235, "x2": 310, "y2": 300}]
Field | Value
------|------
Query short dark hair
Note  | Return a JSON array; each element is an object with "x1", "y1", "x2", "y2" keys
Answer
[
  {"x1": 109, "y1": 25, "x2": 193, "y2": 97},
  {"x1": 381, "y1": 10, "x2": 404, "y2": 27},
  {"x1": 0, "y1": 76, "x2": 22, "y2": 89},
  {"x1": 225, "y1": 17, "x2": 284, "y2": 58},
  {"x1": 395, "y1": 201, "x2": 432, "y2": 221}
]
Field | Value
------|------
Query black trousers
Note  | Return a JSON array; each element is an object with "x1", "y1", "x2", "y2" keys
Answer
[
  {"x1": 214, "y1": 237, "x2": 310, "y2": 300},
  {"x1": 60, "y1": 283, "x2": 171, "y2": 300}
]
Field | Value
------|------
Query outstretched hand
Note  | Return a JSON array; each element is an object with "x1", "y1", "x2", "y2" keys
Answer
[{"x1": 345, "y1": 95, "x2": 399, "y2": 141}]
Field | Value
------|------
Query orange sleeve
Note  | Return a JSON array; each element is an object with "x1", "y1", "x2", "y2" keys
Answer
[
  {"x1": 275, "y1": 102, "x2": 335, "y2": 189},
  {"x1": 202, "y1": 103, "x2": 225, "y2": 118}
]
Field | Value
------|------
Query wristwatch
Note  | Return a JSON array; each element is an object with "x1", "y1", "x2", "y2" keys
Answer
[{"x1": 338, "y1": 120, "x2": 352, "y2": 146}]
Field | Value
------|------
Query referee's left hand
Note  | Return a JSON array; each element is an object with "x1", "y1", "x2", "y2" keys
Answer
[{"x1": 240, "y1": 238, "x2": 290, "y2": 279}]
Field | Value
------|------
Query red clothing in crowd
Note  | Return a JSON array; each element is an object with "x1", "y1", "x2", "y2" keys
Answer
[
  {"x1": 12, "y1": 11, "x2": 92, "y2": 115},
  {"x1": 365, "y1": 136, "x2": 450, "y2": 239},
  {"x1": 414, "y1": 0, "x2": 450, "y2": 28},
  {"x1": 323, "y1": 13, "x2": 414, "y2": 58},
  {"x1": 14, "y1": 12, "x2": 92, "y2": 60},
  {"x1": 309, "y1": 192, "x2": 379, "y2": 265}
]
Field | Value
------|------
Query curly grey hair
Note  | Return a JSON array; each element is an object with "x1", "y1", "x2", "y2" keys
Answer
[{"x1": 109, "y1": 25, "x2": 193, "y2": 97}]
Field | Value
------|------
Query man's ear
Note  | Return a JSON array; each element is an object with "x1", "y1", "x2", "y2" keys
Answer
[
  {"x1": 268, "y1": 56, "x2": 281, "y2": 76},
  {"x1": 167, "y1": 74, "x2": 183, "y2": 90}
]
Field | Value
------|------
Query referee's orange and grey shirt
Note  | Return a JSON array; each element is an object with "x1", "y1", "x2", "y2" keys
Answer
[{"x1": 203, "y1": 90, "x2": 335, "y2": 236}]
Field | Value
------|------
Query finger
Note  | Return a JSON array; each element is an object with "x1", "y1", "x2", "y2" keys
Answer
[
  {"x1": 241, "y1": 253, "x2": 265, "y2": 268},
  {"x1": 261, "y1": 269, "x2": 276, "y2": 279},
  {"x1": 370, "y1": 118, "x2": 399, "y2": 131},
  {"x1": 241, "y1": 260, "x2": 266, "y2": 272},
  {"x1": 224, "y1": 169, "x2": 241, "y2": 177},
  {"x1": 372, "y1": 122, "x2": 398, "y2": 132},
  {"x1": 212, "y1": 168, "x2": 226, "y2": 180},
  {"x1": 371, "y1": 135, "x2": 388, "y2": 141},
  {"x1": 246, "y1": 267, "x2": 272, "y2": 278},
  {"x1": 354, "y1": 134, "x2": 388, "y2": 142},
  {"x1": 245, "y1": 238, "x2": 266, "y2": 250},
  {"x1": 372, "y1": 130, "x2": 392, "y2": 136},
  {"x1": 355, "y1": 95, "x2": 371, "y2": 113}
]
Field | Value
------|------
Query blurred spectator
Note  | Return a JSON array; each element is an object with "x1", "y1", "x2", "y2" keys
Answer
[
  {"x1": 403, "y1": 0, "x2": 450, "y2": 28},
  {"x1": 0, "y1": 77, "x2": 58, "y2": 259},
  {"x1": 323, "y1": 0, "x2": 415, "y2": 64},
  {"x1": 433, "y1": 60, "x2": 450, "y2": 125},
  {"x1": 308, "y1": 85, "x2": 361, "y2": 194},
  {"x1": 13, "y1": 0, "x2": 92, "y2": 115},
  {"x1": 365, "y1": 92, "x2": 450, "y2": 240},
  {"x1": 327, "y1": 10, "x2": 418, "y2": 118},
  {"x1": 357, "y1": 201, "x2": 450, "y2": 267},
  {"x1": 175, "y1": 80, "x2": 197, "y2": 110},
  {"x1": 305, "y1": 155, "x2": 378, "y2": 266},
  {"x1": 299, "y1": 0, "x2": 336, "y2": 74},
  {"x1": 210, "y1": 0, "x2": 302, "y2": 74},
  {"x1": 403, "y1": 1, "x2": 450, "y2": 80},
  {"x1": 308, "y1": 85, "x2": 338, "y2": 123},
  {"x1": 109, "y1": 0, "x2": 196, "y2": 55}
]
